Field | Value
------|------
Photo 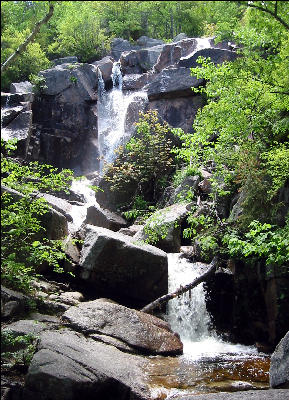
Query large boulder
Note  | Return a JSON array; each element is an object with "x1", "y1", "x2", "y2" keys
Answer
[
  {"x1": 79, "y1": 225, "x2": 168, "y2": 306},
  {"x1": 144, "y1": 67, "x2": 204, "y2": 100},
  {"x1": 1, "y1": 286, "x2": 31, "y2": 319},
  {"x1": 62, "y1": 299, "x2": 183, "y2": 355},
  {"x1": 270, "y1": 331, "x2": 289, "y2": 388},
  {"x1": 134, "y1": 203, "x2": 192, "y2": 253},
  {"x1": 84, "y1": 205, "x2": 127, "y2": 231},
  {"x1": 93, "y1": 56, "x2": 114, "y2": 83},
  {"x1": 32, "y1": 63, "x2": 99, "y2": 174},
  {"x1": 178, "y1": 47, "x2": 239, "y2": 68},
  {"x1": 120, "y1": 45, "x2": 164, "y2": 75},
  {"x1": 110, "y1": 37, "x2": 140, "y2": 61},
  {"x1": 24, "y1": 329, "x2": 151, "y2": 400},
  {"x1": 122, "y1": 73, "x2": 153, "y2": 91},
  {"x1": 51, "y1": 56, "x2": 78, "y2": 66}
]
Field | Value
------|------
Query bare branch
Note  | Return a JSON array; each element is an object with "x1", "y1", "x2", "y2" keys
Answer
[
  {"x1": 1, "y1": 2, "x2": 54, "y2": 73},
  {"x1": 141, "y1": 256, "x2": 218, "y2": 314},
  {"x1": 246, "y1": 1, "x2": 289, "y2": 31}
]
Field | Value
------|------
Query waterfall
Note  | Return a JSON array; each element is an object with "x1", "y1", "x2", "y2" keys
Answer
[
  {"x1": 97, "y1": 62, "x2": 147, "y2": 174},
  {"x1": 167, "y1": 253, "x2": 257, "y2": 359}
]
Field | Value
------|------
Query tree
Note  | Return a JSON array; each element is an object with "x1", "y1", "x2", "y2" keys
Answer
[
  {"x1": 1, "y1": 140, "x2": 74, "y2": 292},
  {"x1": 1, "y1": 1, "x2": 54, "y2": 73}
]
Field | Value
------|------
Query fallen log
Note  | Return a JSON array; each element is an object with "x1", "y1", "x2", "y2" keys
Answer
[{"x1": 141, "y1": 256, "x2": 218, "y2": 314}]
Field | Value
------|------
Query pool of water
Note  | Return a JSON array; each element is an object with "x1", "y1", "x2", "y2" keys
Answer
[{"x1": 145, "y1": 341, "x2": 270, "y2": 399}]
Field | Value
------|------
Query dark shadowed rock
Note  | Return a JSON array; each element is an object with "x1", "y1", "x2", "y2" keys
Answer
[
  {"x1": 41, "y1": 193, "x2": 73, "y2": 222},
  {"x1": 145, "y1": 67, "x2": 204, "y2": 100},
  {"x1": 84, "y1": 205, "x2": 127, "y2": 231},
  {"x1": 62, "y1": 299, "x2": 183, "y2": 355},
  {"x1": 178, "y1": 48, "x2": 239, "y2": 68},
  {"x1": 24, "y1": 329, "x2": 151, "y2": 400},
  {"x1": 1, "y1": 286, "x2": 31, "y2": 319},
  {"x1": 79, "y1": 225, "x2": 167, "y2": 305},
  {"x1": 270, "y1": 331, "x2": 289, "y2": 388},
  {"x1": 149, "y1": 94, "x2": 206, "y2": 133},
  {"x1": 32, "y1": 63, "x2": 99, "y2": 174}
]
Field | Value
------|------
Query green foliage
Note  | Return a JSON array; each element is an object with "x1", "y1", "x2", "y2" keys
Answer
[
  {"x1": 1, "y1": 330, "x2": 37, "y2": 370},
  {"x1": 104, "y1": 110, "x2": 175, "y2": 206},
  {"x1": 223, "y1": 218, "x2": 289, "y2": 266},
  {"x1": 122, "y1": 196, "x2": 156, "y2": 223},
  {"x1": 1, "y1": 140, "x2": 74, "y2": 292},
  {"x1": 143, "y1": 208, "x2": 178, "y2": 245}
]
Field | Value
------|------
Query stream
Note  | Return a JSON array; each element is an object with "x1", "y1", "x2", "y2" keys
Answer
[
  {"x1": 146, "y1": 254, "x2": 270, "y2": 399},
  {"x1": 67, "y1": 50, "x2": 270, "y2": 398}
]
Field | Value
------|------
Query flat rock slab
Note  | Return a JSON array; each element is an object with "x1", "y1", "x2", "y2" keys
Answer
[
  {"x1": 24, "y1": 329, "x2": 151, "y2": 400},
  {"x1": 175, "y1": 390, "x2": 289, "y2": 400},
  {"x1": 62, "y1": 299, "x2": 183, "y2": 355}
]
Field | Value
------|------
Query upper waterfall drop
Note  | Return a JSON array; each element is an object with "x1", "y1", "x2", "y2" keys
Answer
[{"x1": 97, "y1": 62, "x2": 148, "y2": 175}]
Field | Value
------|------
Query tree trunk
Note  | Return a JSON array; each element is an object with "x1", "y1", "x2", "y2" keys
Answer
[
  {"x1": 141, "y1": 256, "x2": 218, "y2": 314},
  {"x1": 1, "y1": 2, "x2": 54, "y2": 73}
]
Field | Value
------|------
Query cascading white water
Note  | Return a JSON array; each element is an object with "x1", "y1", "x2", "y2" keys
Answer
[
  {"x1": 167, "y1": 253, "x2": 257, "y2": 360},
  {"x1": 180, "y1": 36, "x2": 213, "y2": 61},
  {"x1": 97, "y1": 62, "x2": 147, "y2": 174}
]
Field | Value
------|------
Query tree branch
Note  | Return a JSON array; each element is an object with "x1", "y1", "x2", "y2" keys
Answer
[
  {"x1": 246, "y1": 2, "x2": 289, "y2": 31},
  {"x1": 1, "y1": 2, "x2": 54, "y2": 73},
  {"x1": 141, "y1": 256, "x2": 219, "y2": 314}
]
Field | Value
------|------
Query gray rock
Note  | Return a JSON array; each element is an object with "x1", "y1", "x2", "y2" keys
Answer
[
  {"x1": 1, "y1": 92, "x2": 33, "y2": 107},
  {"x1": 122, "y1": 73, "x2": 152, "y2": 91},
  {"x1": 24, "y1": 329, "x2": 151, "y2": 400},
  {"x1": 1, "y1": 110, "x2": 32, "y2": 157},
  {"x1": 84, "y1": 205, "x2": 127, "y2": 231},
  {"x1": 93, "y1": 56, "x2": 114, "y2": 82},
  {"x1": 120, "y1": 45, "x2": 164, "y2": 74},
  {"x1": 10, "y1": 81, "x2": 33, "y2": 94},
  {"x1": 79, "y1": 225, "x2": 168, "y2": 305},
  {"x1": 145, "y1": 67, "x2": 204, "y2": 100},
  {"x1": 136, "y1": 36, "x2": 164, "y2": 48},
  {"x1": 178, "y1": 47, "x2": 239, "y2": 68},
  {"x1": 40, "y1": 193, "x2": 73, "y2": 222},
  {"x1": 134, "y1": 203, "x2": 192, "y2": 252},
  {"x1": 51, "y1": 56, "x2": 78, "y2": 66},
  {"x1": 2, "y1": 319, "x2": 49, "y2": 338},
  {"x1": 62, "y1": 299, "x2": 183, "y2": 355},
  {"x1": 119, "y1": 224, "x2": 143, "y2": 237},
  {"x1": 173, "y1": 33, "x2": 188, "y2": 42},
  {"x1": 169, "y1": 175, "x2": 200, "y2": 204},
  {"x1": 110, "y1": 37, "x2": 140, "y2": 61},
  {"x1": 270, "y1": 331, "x2": 289, "y2": 388}
]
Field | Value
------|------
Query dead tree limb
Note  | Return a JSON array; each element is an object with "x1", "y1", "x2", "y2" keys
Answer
[
  {"x1": 141, "y1": 256, "x2": 219, "y2": 314},
  {"x1": 1, "y1": 2, "x2": 54, "y2": 73}
]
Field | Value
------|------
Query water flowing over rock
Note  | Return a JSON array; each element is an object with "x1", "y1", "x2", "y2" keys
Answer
[
  {"x1": 84, "y1": 204, "x2": 127, "y2": 231},
  {"x1": 79, "y1": 225, "x2": 168, "y2": 306},
  {"x1": 62, "y1": 299, "x2": 183, "y2": 355}
]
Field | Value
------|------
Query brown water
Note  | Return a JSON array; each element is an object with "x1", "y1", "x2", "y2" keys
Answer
[{"x1": 145, "y1": 352, "x2": 270, "y2": 399}]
